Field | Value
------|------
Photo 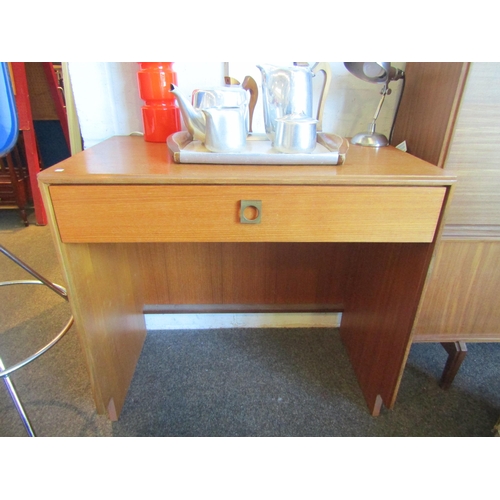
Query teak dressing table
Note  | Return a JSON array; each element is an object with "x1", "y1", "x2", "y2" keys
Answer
[{"x1": 38, "y1": 135, "x2": 455, "y2": 420}]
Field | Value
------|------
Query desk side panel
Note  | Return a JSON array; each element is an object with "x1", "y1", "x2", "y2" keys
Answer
[
  {"x1": 61, "y1": 243, "x2": 147, "y2": 420},
  {"x1": 340, "y1": 242, "x2": 436, "y2": 414},
  {"x1": 39, "y1": 180, "x2": 147, "y2": 419}
]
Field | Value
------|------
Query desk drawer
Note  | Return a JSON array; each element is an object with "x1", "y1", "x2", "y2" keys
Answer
[{"x1": 49, "y1": 185, "x2": 446, "y2": 243}]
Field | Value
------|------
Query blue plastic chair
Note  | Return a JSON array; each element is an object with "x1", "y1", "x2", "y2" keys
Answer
[{"x1": 0, "y1": 62, "x2": 19, "y2": 157}]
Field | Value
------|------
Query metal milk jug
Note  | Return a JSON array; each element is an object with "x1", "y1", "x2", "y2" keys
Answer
[{"x1": 202, "y1": 107, "x2": 247, "y2": 153}]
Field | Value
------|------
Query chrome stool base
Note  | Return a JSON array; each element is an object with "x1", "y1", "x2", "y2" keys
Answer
[
  {"x1": 0, "y1": 245, "x2": 74, "y2": 437},
  {"x1": 0, "y1": 357, "x2": 35, "y2": 436}
]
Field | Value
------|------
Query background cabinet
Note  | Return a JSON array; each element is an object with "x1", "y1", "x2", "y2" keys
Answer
[
  {"x1": 0, "y1": 139, "x2": 31, "y2": 226},
  {"x1": 391, "y1": 62, "x2": 500, "y2": 384}
]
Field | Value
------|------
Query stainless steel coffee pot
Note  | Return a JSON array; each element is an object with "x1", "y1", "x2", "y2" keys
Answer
[{"x1": 257, "y1": 62, "x2": 331, "y2": 141}]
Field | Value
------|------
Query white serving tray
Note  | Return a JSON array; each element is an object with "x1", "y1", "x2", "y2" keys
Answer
[{"x1": 167, "y1": 131, "x2": 349, "y2": 165}]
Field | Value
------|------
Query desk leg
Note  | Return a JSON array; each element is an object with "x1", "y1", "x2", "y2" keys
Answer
[
  {"x1": 439, "y1": 341, "x2": 467, "y2": 390},
  {"x1": 340, "y1": 243, "x2": 434, "y2": 416},
  {"x1": 60, "y1": 243, "x2": 147, "y2": 420}
]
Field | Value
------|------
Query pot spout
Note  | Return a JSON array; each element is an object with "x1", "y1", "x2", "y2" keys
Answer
[{"x1": 169, "y1": 84, "x2": 205, "y2": 142}]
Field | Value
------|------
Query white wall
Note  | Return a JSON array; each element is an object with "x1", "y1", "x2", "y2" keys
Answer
[{"x1": 68, "y1": 62, "x2": 405, "y2": 149}]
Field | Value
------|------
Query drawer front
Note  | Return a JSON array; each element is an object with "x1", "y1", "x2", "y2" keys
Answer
[{"x1": 49, "y1": 185, "x2": 446, "y2": 243}]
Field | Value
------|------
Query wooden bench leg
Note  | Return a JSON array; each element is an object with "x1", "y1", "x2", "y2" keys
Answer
[{"x1": 440, "y1": 341, "x2": 467, "y2": 390}]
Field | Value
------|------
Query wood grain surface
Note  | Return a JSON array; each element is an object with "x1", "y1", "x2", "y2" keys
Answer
[
  {"x1": 49, "y1": 184, "x2": 446, "y2": 244},
  {"x1": 413, "y1": 240, "x2": 500, "y2": 341},
  {"x1": 443, "y1": 63, "x2": 500, "y2": 228},
  {"x1": 38, "y1": 135, "x2": 455, "y2": 187},
  {"x1": 393, "y1": 63, "x2": 500, "y2": 349},
  {"x1": 391, "y1": 62, "x2": 469, "y2": 167}
]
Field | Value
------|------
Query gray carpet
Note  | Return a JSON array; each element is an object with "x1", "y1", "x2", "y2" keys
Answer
[{"x1": 1, "y1": 208, "x2": 499, "y2": 437}]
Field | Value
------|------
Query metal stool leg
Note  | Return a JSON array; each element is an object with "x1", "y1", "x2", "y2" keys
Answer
[
  {"x1": 0, "y1": 243, "x2": 73, "y2": 437},
  {"x1": 0, "y1": 357, "x2": 36, "y2": 437},
  {"x1": 0, "y1": 244, "x2": 67, "y2": 299}
]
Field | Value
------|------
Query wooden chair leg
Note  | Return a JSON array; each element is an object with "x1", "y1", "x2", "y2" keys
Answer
[
  {"x1": 4, "y1": 152, "x2": 29, "y2": 226},
  {"x1": 440, "y1": 341, "x2": 467, "y2": 390}
]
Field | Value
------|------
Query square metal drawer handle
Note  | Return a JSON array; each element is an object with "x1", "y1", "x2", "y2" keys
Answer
[{"x1": 240, "y1": 200, "x2": 262, "y2": 224}]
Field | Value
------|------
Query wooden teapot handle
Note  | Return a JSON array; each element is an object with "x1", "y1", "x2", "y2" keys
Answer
[
  {"x1": 241, "y1": 76, "x2": 258, "y2": 133},
  {"x1": 224, "y1": 75, "x2": 258, "y2": 133}
]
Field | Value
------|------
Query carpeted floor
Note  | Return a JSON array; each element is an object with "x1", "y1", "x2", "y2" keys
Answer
[{"x1": 1, "y1": 208, "x2": 499, "y2": 437}]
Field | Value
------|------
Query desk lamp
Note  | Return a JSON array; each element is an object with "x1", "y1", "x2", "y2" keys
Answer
[{"x1": 344, "y1": 62, "x2": 405, "y2": 147}]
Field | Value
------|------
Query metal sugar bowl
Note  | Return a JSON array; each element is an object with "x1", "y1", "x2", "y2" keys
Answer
[{"x1": 273, "y1": 114, "x2": 318, "y2": 154}]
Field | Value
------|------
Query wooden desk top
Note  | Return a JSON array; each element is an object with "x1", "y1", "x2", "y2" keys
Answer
[{"x1": 38, "y1": 135, "x2": 456, "y2": 187}]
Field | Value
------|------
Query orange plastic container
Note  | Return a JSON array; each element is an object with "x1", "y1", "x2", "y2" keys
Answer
[{"x1": 137, "y1": 62, "x2": 181, "y2": 142}]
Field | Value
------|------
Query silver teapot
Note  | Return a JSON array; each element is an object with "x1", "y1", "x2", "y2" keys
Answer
[{"x1": 169, "y1": 83, "x2": 249, "y2": 144}]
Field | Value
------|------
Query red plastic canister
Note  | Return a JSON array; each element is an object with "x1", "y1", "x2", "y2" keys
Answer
[{"x1": 137, "y1": 62, "x2": 181, "y2": 142}]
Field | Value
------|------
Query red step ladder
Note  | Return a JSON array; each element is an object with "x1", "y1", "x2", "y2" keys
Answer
[{"x1": 10, "y1": 62, "x2": 70, "y2": 226}]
